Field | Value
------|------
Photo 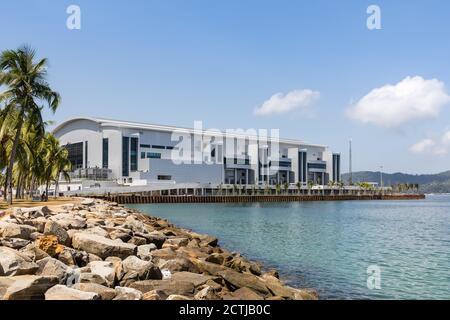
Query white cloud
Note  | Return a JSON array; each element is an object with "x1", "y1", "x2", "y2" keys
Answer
[
  {"x1": 410, "y1": 130, "x2": 450, "y2": 155},
  {"x1": 409, "y1": 139, "x2": 436, "y2": 154},
  {"x1": 254, "y1": 89, "x2": 320, "y2": 116},
  {"x1": 347, "y1": 76, "x2": 450, "y2": 128}
]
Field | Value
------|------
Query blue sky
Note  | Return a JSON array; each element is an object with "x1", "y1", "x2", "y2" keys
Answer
[{"x1": 2, "y1": 0, "x2": 450, "y2": 174}]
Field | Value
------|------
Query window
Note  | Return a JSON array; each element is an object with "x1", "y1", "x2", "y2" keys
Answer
[
  {"x1": 140, "y1": 144, "x2": 151, "y2": 149},
  {"x1": 308, "y1": 163, "x2": 326, "y2": 170},
  {"x1": 166, "y1": 146, "x2": 174, "y2": 150},
  {"x1": 157, "y1": 175, "x2": 171, "y2": 181},
  {"x1": 130, "y1": 137, "x2": 138, "y2": 171},
  {"x1": 122, "y1": 137, "x2": 129, "y2": 177},
  {"x1": 65, "y1": 142, "x2": 83, "y2": 170},
  {"x1": 84, "y1": 141, "x2": 88, "y2": 168},
  {"x1": 141, "y1": 152, "x2": 146, "y2": 159},
  {"x1": 152, "y1": 145, "x2": 165, "y2": 149},
  {"x1": 147, "y1": 152, "x2": 161, "y2": 159},
  {"x1": 102, "y1": 138, "x2": 109, "y2": 169}
]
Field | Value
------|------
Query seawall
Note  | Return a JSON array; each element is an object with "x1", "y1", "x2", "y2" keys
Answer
[{"x1": 91, "y1": 194, "x2": 426, "y2": 204}]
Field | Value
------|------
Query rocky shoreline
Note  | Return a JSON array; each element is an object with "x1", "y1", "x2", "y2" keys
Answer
[{"x1": 0, "y1": 198, "x2": 318, "y2": 300}]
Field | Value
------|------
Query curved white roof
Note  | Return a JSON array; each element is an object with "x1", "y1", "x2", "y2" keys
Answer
[{"x1": 52, "y1": 116, "x2": 328, "y2": 148}]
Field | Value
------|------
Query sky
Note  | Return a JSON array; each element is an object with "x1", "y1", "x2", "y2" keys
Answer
[{"x1": 1, "y1": 0, "x2": 450, "y2": 174}]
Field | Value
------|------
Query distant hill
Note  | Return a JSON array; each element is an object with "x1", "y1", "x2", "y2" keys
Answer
[{"x1": 341, "y1": 171, "x2": 450, "y2": 193}]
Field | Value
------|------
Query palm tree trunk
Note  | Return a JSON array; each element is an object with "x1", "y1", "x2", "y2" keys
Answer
[
  {"x1": 45, "y1": 181, "x2": 49, "y2": 202},
  {"x1": 54, "y1": 179, "x2": 59, "y2": 199},
  {"x1": 6, "y1": 115, "x2": 24, "y2": 205}
]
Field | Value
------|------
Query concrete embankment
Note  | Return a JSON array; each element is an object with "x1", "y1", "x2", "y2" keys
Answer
[
  {"x1": 91, "y1": 194, "x2": 426, "y2": 204},
  {"x1": 0, "y1": 198, "x2": 317, "y2": 300}
]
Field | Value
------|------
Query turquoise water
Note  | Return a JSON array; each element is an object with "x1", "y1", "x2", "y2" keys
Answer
[{"x1": 127, "y1": 195, "x2": 450, "y2": 299}]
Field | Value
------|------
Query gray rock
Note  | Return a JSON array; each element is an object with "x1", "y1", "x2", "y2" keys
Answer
[
  {"x1": 81, "y1": 198, "x2": 95, "y2": 206},
  {"x1": 222, "y1": 287, "x2": 264, "y2": 300},
  {"x1": 36, "y1": 257, "x2": 70, "y2": 284},
  {"x1": 0, "y1": 247, "x2": 39, "y2": 276},
  {"x1": 19, "y1": 243, "x2": 50, "y2": 261},
  {"x1": 44, "y1": 221, "x2": 71, "y2": 246},
  {"x1": 79, "y1": 273, "x2": 109, "y2": 287},
  {"x1": 72, "y1": 283, "x2": 116, "y2": 300},
  {"x1": 105, "y1": 257, "x2": 125, "y2": 281},
  {"x1": 109, "y1": 229, "x2": 132, "y2": 242},
  {"x1": 170, "y1": 271, "x2": 214, "y2": 287},
  {"x1": 72, "y1": 232, "x2": 136, "y2": 260},
  {"x1": 88, "y1": 261, "x2": 116, "y2": 287},
  {"x1": 45, "y1": 284, "x2": 100, "y2": 300},
  {"x1": 119, "y1": 256, "x2": 162, "y2": 286},
  {"x1": 130, "y1": 279, "x2": 195, "y2": 298},
  {"x1": 128, "y1": 236, "x2": 147, "y2": 246},
  {"x1": 113, "y1": 286, "x2": 142, "y2": 300},
  {"x1": 159, "y1": 257, "x2": 200, "y2": 274},
  {"x1": 0, "y1": 221, "x2": 37, "y2": 240},
  {"x1": 122, "y1": 215, "x2": 147, "y2": 233},
  {"x1": 49, "y1": 213, "x2": 86, "y2": 230},
  {"x1": 0, "y1": 237, "x2": 30, "y2": 250},
  {"x1": 23, "y1": 217, "x2": 47, "y2": 233},
  {"x1": 164, "y1": 237, "x2": 189, "y2": 247},
  {"x1": 0, "y1": 275, "x2": 58, "y2": 300},
  {"x1": 137, "y1": 243, "x2": 157, "y2": 261},
  {"x1": 217, "y1": 269, "x2": 270, "y2": 296},
  {"x1": 194, "y1": 286, "x2": 221, "y2": 300}
]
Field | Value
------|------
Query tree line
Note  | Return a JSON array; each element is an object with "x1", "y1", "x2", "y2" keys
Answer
[{"x1": 0, "y1": 46, "x2": 71, "y2": 205}]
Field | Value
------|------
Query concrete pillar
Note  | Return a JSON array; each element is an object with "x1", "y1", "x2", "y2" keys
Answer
[{"x1": 246, "y1": 169, "x2": 249, "y2": 185}]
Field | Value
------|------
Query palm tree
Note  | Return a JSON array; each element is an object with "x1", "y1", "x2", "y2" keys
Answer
[
  {"x1": 42, "y1": 133, "x2": 71, "y2": 200},
  {"x1": 307, "y1": 180, "x2": 314, "y2": 195},
  {"x1": 296, "y1": 181, "x2": 302, "y2": 195},
  {"x1": 275, "y1": 183, "x2": 281, "y2": 195},
  {"x1": 283, "y1": 182, "x2": 289, "y2": 195},
  {"x1": 0, "y1": 46, "x2": 60, "y2": 204}
]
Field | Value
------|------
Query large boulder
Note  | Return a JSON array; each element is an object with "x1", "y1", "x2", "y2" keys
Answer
[
  {"x1": 120, "y1": 256, "x2": 162, "y2": 286},
  {"x1": 137, "y1": 243, "x2": 157, "y2": 261},
  {"x1": 0, "y1": 221, "x2": 37, "y2": 240},
  {"x1": 159, "y1": 257, "x2": 200, "y2": 274},
  {"x1": 81, "y1": 198, "x2": 95, "y2": 206},
  {"x1": 194, "y1": 286, "x2": 221, "y2": 300},
  {"x1": 19, "y1": 243, "x2": 50, "y2": 261},
  {"x1": 49, "y1": 213, "x2": 86, "y2": 230},
  {"x1": 144, "y1": 231, "x2": 167, "y2": 248},
  {"x1": 36, "y1": 257, "x2": 71, "y2": 284},
  {"x1": 88, "y1": 261, "x2": 116, "y2": 287},
  {"x1": 44, "y1": 221, "x2": 71, "y2": 246},
  {"x1": 164, "y1": 237, "x2": 189, "y2": 248},
  {"x1": 170, "y1": 272, "x2": 215, "y2": 288},
  {"x1": 122, "y1": 216, "x2": 147, "y2": 233},
  {"x1": 217, "y1": 269, "x2": 270, "y2": 296},
  {"x1": 105, "y1": 257, "x2": 125, "y2": 281},
  {"x1": 23, "y1": 217, "x2": 47, "y2": 233},
  {"x1": 45, "y1": 285, "x2": 100, "y2": 300},
  {"x1": 113, "y1": 286, "x2": 143, "y2": 300},
  {"x1": 222, "y1": 287, "x2": 264, "y2": 300},
  {"x1": 72, "y1": 283, "x2": 116, "y2": 300},
  {"x1": 130, "y1": 279, "x2": 195, "y2": 298},
  {"x1": 0, "y1": 275, "x2": 58, "y2": 300},
  {"x1": 0, "y1": 247, "x2": 39, "y2": 276},
  {"x1": 72, "y1": 232, "x2": 136, "y2": 259},
  {"x1": 1, "y1": 238, "x2": 30, "y2": 250}
]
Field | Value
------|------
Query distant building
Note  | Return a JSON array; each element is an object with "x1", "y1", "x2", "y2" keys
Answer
[{"x1": 53, "y1": 117, "x2": 341, "y2": 188}]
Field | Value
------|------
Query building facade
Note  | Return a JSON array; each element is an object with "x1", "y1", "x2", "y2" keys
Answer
[{"x1": 53, "y1": 117, "x2": 341, "y2": 187}]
